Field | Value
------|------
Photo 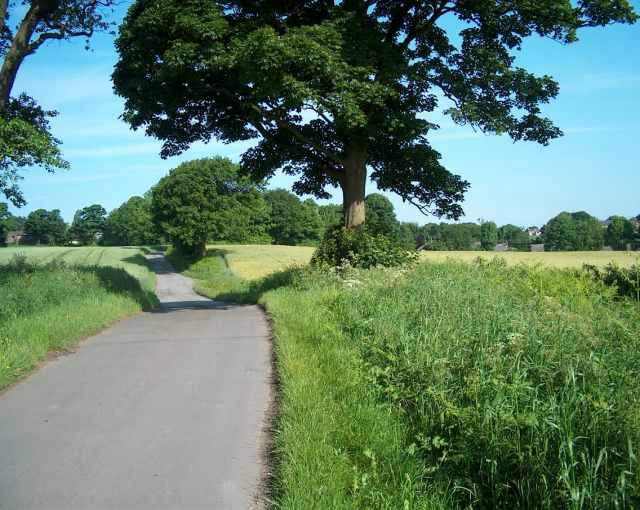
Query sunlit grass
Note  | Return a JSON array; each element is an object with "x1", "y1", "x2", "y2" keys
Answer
[
  {"x1": 212, "y1": 244, "x2": 314, "y2": 280},
  {"x1": 0, "y1": 247, "x2": 156, "y2": 390}
]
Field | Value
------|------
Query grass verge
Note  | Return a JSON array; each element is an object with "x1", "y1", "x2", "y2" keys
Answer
[
  {"x1": 0, "y1": 250, "x2": 157, "y2": 390},
  {"x1": 179, "y1": 248, "x2": 640, "y2": 508}
]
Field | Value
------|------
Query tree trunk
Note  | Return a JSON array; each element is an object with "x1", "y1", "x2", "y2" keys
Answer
[
  {"x1": 342, "y1": 143, "x2": 367, "y2": 230},
  {"x1": 0, "y1": 2, "x2": 46, "y2": 112}
]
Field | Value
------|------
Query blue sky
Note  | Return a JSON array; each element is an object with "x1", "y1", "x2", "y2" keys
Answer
[{"x1": 8, "y1": 2, "x2": 640, "y2": 227}]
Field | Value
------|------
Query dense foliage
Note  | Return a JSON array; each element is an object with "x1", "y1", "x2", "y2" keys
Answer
[
  {"x1": 102, "y1": 195, "x2": 159, "y2": 246},
  {"x1": 544, "y1": 211, "x2": 604, "y2": 251},
  {"x1": 24, "y1": 208, "x2": 66, "y2": 245},
  {"x1": 585, "y1": 263, "x2": 640, "y2": 301},
  {"x1": 69, "y1": 204, "x2": 106, "y2": 245},
  {"x1": 264, "y1": 189, "x2": 322, "y2": 246},
  {"x1": 113, "y1": 0, "x2": 635, "y2": 229},
  {"x1": 606, "y1": 216, "x2": 635, "y2": 250},
  {"x1": 151, "y1": 158, "x2": 270, "y2": 257},
  {"x1": 311, "y1": 225, "x2": 417, "y2": 269},
  {"x1": 364, "y1": 194, "x2": 399, "y2": 238},
  {"x1": 480, "y1": 221, "x2": 498, "y2": 251}
]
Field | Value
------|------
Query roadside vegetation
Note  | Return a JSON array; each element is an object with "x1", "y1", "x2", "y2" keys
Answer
[
  {"x1": 178, "y1": 245, "x2": 640, "y2": 508},
  {"x1": 0, "y1": 247, "x2": 156, "y2": 390}
]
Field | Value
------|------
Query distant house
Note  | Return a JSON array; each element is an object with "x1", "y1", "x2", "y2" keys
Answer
[
  {"x1": 530, "y1": 243, "x2": 545, "y2": 252},
  {"x1": 527, "y1": 226, "x2": 542, "y2": 238},
  {"x1": 5, "y1": 231, "x2": 34, "y2": 245},
  {"x1": 631, "y1": 215, "x2": 640, "y2": 230}
]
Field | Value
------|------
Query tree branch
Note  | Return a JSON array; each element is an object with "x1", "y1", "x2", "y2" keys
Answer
[
  {"x1": 0, "y1": 0, "x2": 8, "y2": 36},
  {"x1": 27, "y1": 27, "x2": 93, "y2": 53},
  {"x1": 249, "y1": 102, "x2": 346, "y2": 167}
]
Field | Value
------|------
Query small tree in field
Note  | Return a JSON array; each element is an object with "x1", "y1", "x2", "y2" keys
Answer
[
  {"x1": 151, "y1": 158, "x2": 270, "y2": 258},
  {"x1": 113, "y1": 0, "x2": 635, "y2": 230},
  {"x1": 480, "y1": 221, "x2": 498, "y2": 251}
]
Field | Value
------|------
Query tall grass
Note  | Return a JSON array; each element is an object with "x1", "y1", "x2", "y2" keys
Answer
[
  {"x1": 327, "y1": 261, "x2": 640, "y2": 508},
  {"x1": 175, "y1": 248, "x2": 640, "y2": 508},
  {"x1": 0, "y1": 252, "x2": 156, "y2": 390}
]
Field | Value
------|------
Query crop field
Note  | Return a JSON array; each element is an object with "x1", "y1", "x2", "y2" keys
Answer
[
  {"x1": 0, "y1": 246, "x2": 156, "y2": 290},
  {"x1": 213, "y1": 244, "x2": 315, "y2": 280},
  {"x1": 421, "y1": 250, "x2": 639, "y2": 268},
  {"x1": 0, "y1": 246, "x2": 156, "y2": 390},
  {"x1": 207, "y1": 245, "x2": 639, "y2": 280}
]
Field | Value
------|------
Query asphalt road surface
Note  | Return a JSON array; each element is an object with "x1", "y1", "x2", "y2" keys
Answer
[{"x1": 0, "y1": 253, "x2": 271, "y2": 510}]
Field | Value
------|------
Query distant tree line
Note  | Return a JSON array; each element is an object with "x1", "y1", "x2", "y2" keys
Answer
[{"x1": 1, "y1": 158, "x2": 639, "y2": 252}]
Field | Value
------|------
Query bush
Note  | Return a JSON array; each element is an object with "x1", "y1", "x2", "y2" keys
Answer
[
  {"x1": 584, "y1": 263, "x2": 640, "y2": 301},
  {"x1": 311, "y1": 225, "x2": 417, "y2": 269}
]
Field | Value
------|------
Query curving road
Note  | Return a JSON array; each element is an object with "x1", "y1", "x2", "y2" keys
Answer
[{"x1": 0, "y1": 253, "x2": 272, "y2": 509}]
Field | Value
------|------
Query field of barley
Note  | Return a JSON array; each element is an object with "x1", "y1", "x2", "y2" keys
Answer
[
  {"x1": 205, "y1": 244, "x2": 640, "y2": 280},
  {"x1": 420, "y1": 250, "x2": 639, "y2": 268}
]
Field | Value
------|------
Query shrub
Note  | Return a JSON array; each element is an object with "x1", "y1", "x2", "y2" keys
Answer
[
  {"x1": 311, "y1": 225, "x2": 417, "y2": 269},
  {"x1": 584, "y1": 263, "x2": 640, "y2": 301}
]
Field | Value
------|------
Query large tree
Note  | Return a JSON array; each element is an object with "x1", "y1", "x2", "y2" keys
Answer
[
  {"x1": 543, "y1": 211, "x2": 603, "y2": 251},
  {"x1": 480, "y1": 221, "x2": 498, "y2": 251},
  {"x1": 69, "y1": 203, "x2": 106, "y2": 245},
  {"x1": 113, "y1": 0, "x2": 635, "y2": 229},
  {"x1": 606, "y1": 215, "x2": 634, "y2": 250},
  {"x1": 151, "y1": 157, "x2": 270, "y2": 257},
  {"x1": 0, "y1": 0, "x2": 116, "y2": 205},
  {"x1": 24, "y1": 207, "x2": 66, "y2": 244}
]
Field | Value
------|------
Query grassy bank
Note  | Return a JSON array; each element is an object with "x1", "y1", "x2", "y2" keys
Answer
[
  {"x1": 0, "y1": 248, "x2": 157, "y2": 390},
  {"x1": 176, "y1": 246, "x2": 640, "y2": 508}
]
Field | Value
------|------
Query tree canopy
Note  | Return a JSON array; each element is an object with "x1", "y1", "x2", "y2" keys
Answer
[
  {"x1": 113, "y1": 0, "x2": 635, "y2": 229},
  {"x1": 24, "y1": 208, "x2": 66, "y2": 245},
  {"x1": 544, "y1": 211, "x2": 604, "y2": 251},
  {"x1": 264, "y1": 189, "x2": 322, "y2": 246},
  {"x1": 151, "y1": 157, "x2": 270, "y2": 256},
  {"x1": 364, "y1": 193, "x2": 399, "y2": 238},
  {"x1": 480, "y1": 221, "x2": 498, "y2": 251},
  {"x1": 606, "y1": 215, "x2": 634, "y2": 250},
  {"x1": 103, "y1": 195, "x2": 159, "y2": 246},
  {"x1": 69, "y1": 203, "x2": 106, "y2": 245}
]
